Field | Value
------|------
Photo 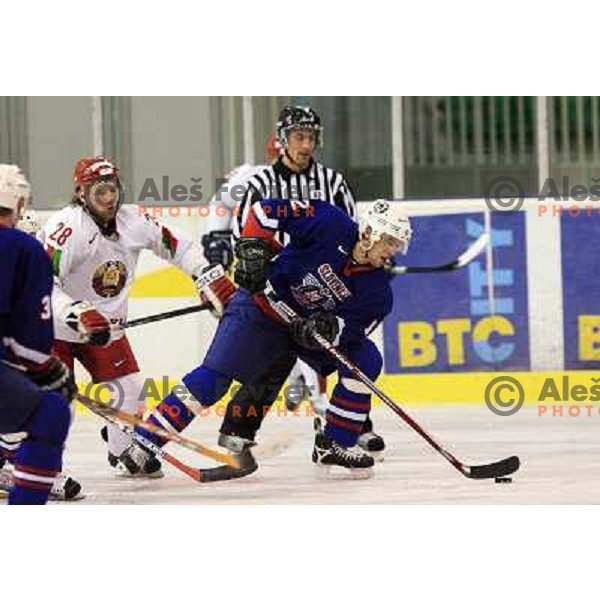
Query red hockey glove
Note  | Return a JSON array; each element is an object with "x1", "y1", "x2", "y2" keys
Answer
[
  {"x1": 63, "y1": 301, "x2": 112, "y2": 347},
  {"x1": 194, "y1": 264, "x2": 236, "y2": 318}
]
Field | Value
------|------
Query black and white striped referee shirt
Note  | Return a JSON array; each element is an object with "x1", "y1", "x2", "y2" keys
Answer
[{"x1": 232, "y1": 157, "x2": 356, "y2": 241}]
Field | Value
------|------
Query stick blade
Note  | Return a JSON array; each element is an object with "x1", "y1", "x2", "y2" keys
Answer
[
  {"x1": 467, "y1": 455, "x2": 520, "y2": 480},
  {"x1": 456, "y1": 232, "x2": 489, "y2": 267},
  {"x1": 198, "y1": 450, "x2": 258, "y2": 482}
]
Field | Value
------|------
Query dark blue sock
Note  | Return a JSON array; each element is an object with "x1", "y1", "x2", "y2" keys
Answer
[{"x1": 8, "y1": 391, "x2": 70, "y2": 505}]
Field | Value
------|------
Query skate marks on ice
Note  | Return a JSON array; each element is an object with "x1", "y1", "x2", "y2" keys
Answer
[{"x1": 34, "y1": 406, "x2": 600, "y2": 505}]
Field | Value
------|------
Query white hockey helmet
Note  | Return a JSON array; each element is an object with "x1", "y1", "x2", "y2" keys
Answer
[
  {"x1": 359, "y1": 199, "x2": 412, "y2": 254},
  {"x1": 0, "y1": 164, "x2": 32, "y2": 218}
]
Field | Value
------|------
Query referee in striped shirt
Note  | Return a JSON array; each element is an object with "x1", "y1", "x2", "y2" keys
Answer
[
  {"x1": 232, "y1": 123, "x2": 355, "y2": 240},
  {"x1": 218, "y1": 105, "x2": 386, "y2": 463}
]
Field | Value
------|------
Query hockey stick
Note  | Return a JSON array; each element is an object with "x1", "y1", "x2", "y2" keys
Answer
[
  {"x1": 76, "y1": 394, "x2": 240, "y2": 469},
  {"x1": 95, "y1": 400, "x2": 295, "y2": 484},
  {"x1": 134, "y1": 435, "x2": 211, "y2": 482},
  {"x1": 266, "y1": 295, "x2": 520, "y2": 480},
  {"x1": 123, "y1": 264, "x2": 227, "y2": 329},
  {"x1": 99, "y1": 411, "x2": 257, "y2": 483},
  {"x1": 387, "y1": 232, "x2": 489, "y2": 275},
  {"x1": 125, "y1": 235, "x2": 489, "y2": 328},
  {"x1": 123, "y1": 304, "x2": 211, "y2": 329},
  {"x1": 142, "y1": 431, "x2": 297, "y2": 483},
  {"x1": 92, "y1": 406, "x2": 208, "y2": 482},
  {"x1": 164, "y1": 429, "x2": 298, "y2": 483}
]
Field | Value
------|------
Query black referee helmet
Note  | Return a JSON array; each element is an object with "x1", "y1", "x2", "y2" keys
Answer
[{"x1": 276, "y1": 106, "x2": 323, "y2": 148}]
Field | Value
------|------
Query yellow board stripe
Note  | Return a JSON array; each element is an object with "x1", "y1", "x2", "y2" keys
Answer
[
  {"x1": 75, "y1": 371, "x2": 600, "y2": 416},
  {"x1": 130, "y1": 267, "x2": 196, "y2": 298}
]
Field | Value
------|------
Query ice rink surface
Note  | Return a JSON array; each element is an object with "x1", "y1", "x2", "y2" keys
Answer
[{"x1": 39, "y1": 403, "x2": 599, "y2": 505}]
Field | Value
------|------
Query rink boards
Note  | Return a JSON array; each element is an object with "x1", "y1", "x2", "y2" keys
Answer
[
  {"x1": 36, "y1": 199, "x2": 600, "y2": 408},
  {"x1": 383, "y1": 198, "x2": 600, "y2": 374},
  {"x1": 77, "y1": 369, "x2": 600, "y2": 412}
]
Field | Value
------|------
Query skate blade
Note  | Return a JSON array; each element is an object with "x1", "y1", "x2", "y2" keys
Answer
[
  {"x1": 0, "y1": 490, "x2": 87, "y2": 501},
  {"x1": 116, "y1": 471, "x2": 165, "y2": 479},
  {"x1": 114, "y1": 467, "x2": 165, "y2": 479},
  {"x1": 313, "y1": 464, "x2": 374, "y2": 480},
  {"x1": 49, "y1": 492, "x2": 87, "y2": 502},
  {"x1": 0, "y1": 482, "x2": 87, "y2": 502}
]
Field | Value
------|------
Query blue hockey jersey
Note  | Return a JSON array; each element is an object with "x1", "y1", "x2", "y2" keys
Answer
[
  {"x1": 0, "y1": 227, "x2": 55, "y2": 368},
  {"x1": 242, "y1": 198, "x2": 393, "y2": 348}
]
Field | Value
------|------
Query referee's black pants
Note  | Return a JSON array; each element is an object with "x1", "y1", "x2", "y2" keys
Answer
[{"x1": 218, "y1": 352, "x2": 374, "y2": 441}]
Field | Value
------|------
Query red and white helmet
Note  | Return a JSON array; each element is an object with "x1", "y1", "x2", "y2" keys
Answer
[
  {"x1": 0, "y1": 164, "x2": 32, "y2": 217},
  {"x1": 74, "y1": 156, "x2": 120, "y2": 190},
  {"x1": 359, "y1": 199, "x2": 412, "y2": 254},
  {"x1": 72, "y1": 156, "x2": 123, "y2": 225}
]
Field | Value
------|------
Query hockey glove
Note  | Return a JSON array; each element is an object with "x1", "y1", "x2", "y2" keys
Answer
[
  {"x1": 62, "y1": 301, "x2": 112, "y2": 347},
  {"x1": 194, "y1": 264, "x2": 237, "y2": 318},
  {"x1": 27, "y1": 357, "x2": 78, "y2": 402},
  {"x1": 201, "y1": 230, "x2": 234, "y2": 270},
  {"x1": 234, "y1": 237, "x2": 273, "y2": 294},
  {"x1": 290, "y1": 312, "x2": 340, "y2": 351}
]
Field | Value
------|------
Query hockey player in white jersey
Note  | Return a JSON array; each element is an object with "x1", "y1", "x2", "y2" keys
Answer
[{"x1": 36, "y1": 156, "x2": 235, "y2": 485}]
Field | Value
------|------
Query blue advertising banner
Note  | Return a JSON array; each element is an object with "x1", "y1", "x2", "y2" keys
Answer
[
  {"x1": 383, "y1": 212, "x2": 530, "y2": 373},
  {"x1": 562, "y1": 212, "x2": 600, "y2": 369}
]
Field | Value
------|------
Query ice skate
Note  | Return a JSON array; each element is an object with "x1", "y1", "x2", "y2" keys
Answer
[
  {"x1": 357, "y1": 431, "x2": 386, "y2": 463},
  {"x1": 116, "y1": 443, "x2": 164, "y2": 478},
  {"x1": 312, "y1": 432, "x2": 374, "y2": 479}
]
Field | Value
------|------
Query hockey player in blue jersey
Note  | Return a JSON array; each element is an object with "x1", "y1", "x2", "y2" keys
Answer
[
  {"x1": 0, "y1": 165, "x2": 76, "y2": 504},
  {"x1": 118, "y1": 197, "x2": 411, "y2": 476}
]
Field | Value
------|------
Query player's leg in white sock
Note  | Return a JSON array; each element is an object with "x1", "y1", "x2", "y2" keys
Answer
[{"x1": 298, "y1": 360, "x2": 328, "y2": 417}]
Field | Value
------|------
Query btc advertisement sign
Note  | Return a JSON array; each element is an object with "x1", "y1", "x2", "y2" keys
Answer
[
  {"x1": 562, "y1": 213, "x2": 600, "y2": 369},
  {"x1": 383, "y1": 213, "x2": 530, "y2": 373}
]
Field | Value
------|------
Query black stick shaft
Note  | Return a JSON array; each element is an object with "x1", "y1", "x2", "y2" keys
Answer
[
  {"x1": 124, "y1": 304, "x2": 211, "y2": 329},
  {"x1": 267, "y1": 297, "x2": 471, "y2": 475}
]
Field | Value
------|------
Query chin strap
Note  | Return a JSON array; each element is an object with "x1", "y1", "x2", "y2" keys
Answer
[
  {"x1": 283, "y1": 149, "x2": 313, "y2": 172},
  {"x1": 356, "y1": 238, "x2": 374, "y2": 263},
  {"x1": 284, "y1": 149, "x2": 299, "y2": 169},
  {"x1": 83, "y1": 205, "x2": 118, "y2": 239}
]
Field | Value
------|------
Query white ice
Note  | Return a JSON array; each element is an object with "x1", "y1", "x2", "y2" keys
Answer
[{"x1": 12, "y1": 405, "x2": 600, "y2": 504}]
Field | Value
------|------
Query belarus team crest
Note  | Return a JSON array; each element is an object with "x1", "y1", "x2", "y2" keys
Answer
[{"x1": 92, "y1": 260, "x2": 128, "y2": 298}]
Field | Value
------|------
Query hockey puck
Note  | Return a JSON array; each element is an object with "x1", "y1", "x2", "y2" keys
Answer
[{"x1": 495, "y1": 477, "x2": 512, "y2": 484}]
